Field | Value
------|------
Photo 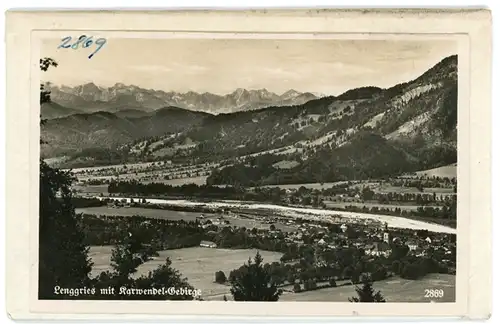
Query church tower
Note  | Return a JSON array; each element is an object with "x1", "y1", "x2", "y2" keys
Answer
[{"x1": 383, "y1": 222, "x2": 391, "y2": 244}]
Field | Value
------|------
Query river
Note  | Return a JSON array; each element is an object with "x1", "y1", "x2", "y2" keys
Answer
[{"x1": 94, "y1": 196, "x2": 456, "y2": 234}]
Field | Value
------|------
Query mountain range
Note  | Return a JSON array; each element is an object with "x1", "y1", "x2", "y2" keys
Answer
[
  {"x1": 42, "y1": 55, "x2": 458, "y2": 181},
  {"x1": 43, "y1": 82, "x2": 318, "y2": 116}
]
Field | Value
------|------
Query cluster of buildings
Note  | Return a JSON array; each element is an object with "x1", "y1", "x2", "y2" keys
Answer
[
  {"x1": 277, "y1": 221, "x2": 455, "y2": 261},
  {"x1": 196, "y1": 210, "x2": 455, "y2": 265}
]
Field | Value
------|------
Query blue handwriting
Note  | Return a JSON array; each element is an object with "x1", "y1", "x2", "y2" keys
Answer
[{"x1": 58, "y1": 35, "x2": 107, "y2": 59}]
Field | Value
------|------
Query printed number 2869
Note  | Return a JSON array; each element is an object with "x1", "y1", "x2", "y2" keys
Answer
[
  {"x1": 424, "y1": 289, "x2": 444, "y2": 298},
  {"x1": 58, "y1": 35, "x2": 107, "y2": 59}
]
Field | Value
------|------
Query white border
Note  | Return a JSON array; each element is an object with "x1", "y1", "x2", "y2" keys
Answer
[{"x1": 5, "y1": 9, "x2": 492, "y2": 320}]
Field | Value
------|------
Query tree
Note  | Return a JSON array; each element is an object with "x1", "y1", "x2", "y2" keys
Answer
[
  {"x1": 361, "y1": 187, "x2": 375, "y2": 201},
  {"x1": 38, "y1": 58, "x2": 93, "y2": 299},
  {"x1": 349, "y1": 275, "x2": 386, "y2": 302},
  {"x1": 391, "y1": 260, "x2": 402, "y2": 275},
  {"x1": 303, "y1": 279, "x2": 317, "y2": 291},
  {"x1": 269, "y1": 224, "x2": 276, "y2": 231},
  {"x1": 229, "y1": 252, "x2": 283, "y2": 301},
  {"x1": 39, "y1": 161, "x2": 94, "y2": 298},
  {"x1": 132, "y1": 258, "x2": 196, "y2": 300},
  {"x1": 39, "y1": 58, "x2": 58, "y2": 106},
  {"x1": 215, "y1": 270, "x2": 227, "y2": 284},
  {"x1": 109, "y1": 230, "x2": 154, "y2": 279}
]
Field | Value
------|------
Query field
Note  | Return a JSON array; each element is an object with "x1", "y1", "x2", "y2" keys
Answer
[
  {"x1": 280, "y1": 273, "x2": 455, "y2": 303},
  {"x1": 76, "y1": 206, "x2": 297, "y2": 232},
  {"x1": 89, "y1": 246, "x2": 283, "y2": 298},
  {"x1": 70, "y1": 161, "x2": 158, "y2": 173},
  {"x1": 260, "y1": 181, "x2": 349, "y2": 190},
  {"x1": 415, "y1": 164, "x2": 457, "y2": 179},
  {"x1": 272, "y1": 160, "x2": 300, "y2": 170},
  {"x1": 152, "y1": 176, "x2": 208, "y2": 186},
  {"x1": 71, "y1": 160, "x2": 216, "y2": 185},
  {"x1": 370, "y1": 184, "x2": 455, "y2": 200},
  {"x1": 77, "y1": 206, "x2": 207, "y2": 221},
  {"x1": 74, "y1": 184, "x2": 109, "y2": 194},
  {"x1": 375, "y1": 186, "x2": 455, "y2": 195}
]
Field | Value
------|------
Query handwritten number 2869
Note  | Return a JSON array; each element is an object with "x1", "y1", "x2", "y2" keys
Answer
[{"x1": 58, "y1": 35, "x2": 107, "y2": 59}]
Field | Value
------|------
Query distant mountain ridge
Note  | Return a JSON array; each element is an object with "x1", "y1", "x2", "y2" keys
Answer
[
  {"x1": 41, "y1": 106, "x2": 209, "y2": 157},
  {"x1": 42, "y1": 55, "x2": 458, "y2": 180},
  {"x1": 44, "y1": 82, "x2": 320, "y2": 115}
]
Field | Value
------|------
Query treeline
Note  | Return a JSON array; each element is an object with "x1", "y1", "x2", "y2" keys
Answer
[
  {"x1": 108, "y1": 180, "x2": 244, "y2": 198},
  {"x1": 79, "y1": 215, "x2": 205, "y2": 249},
  {"x1": 359, "y1": 187, "x2": 457, "y2": 206},
  {"x1": 369, "y1": 192, "x2": 456, "y2": 206},
  {"x1": 391, "y1": 178, "x2": 456, "y2": 188},
  {"x1": 71, "y1": 197, "x2": 108, "y2": 208},
  {"x1": 106, "y1": 180, "x2": 314, "y2": 204}
]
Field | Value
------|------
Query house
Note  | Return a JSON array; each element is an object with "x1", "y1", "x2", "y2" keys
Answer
[
  {"x1": 414, "y1": 247, "x2": 426, "y2": 257},
  {"x1": 365, "y1": 242, "x2": 392, "y2": 257},
  {"x1": 200, "y1": 240, "x2": 217, "y2": 248},
  {"x1": 406, "y1": 239, "x2": 419, "y2": 251},
  {"x1": 340, "y1": 224, "x2": 348, "y2": 232},
  {"x1": 317, "y1": 238, "x2": 327, "y2": 245},
  {"x1": 425, "y1": 237, "x2": 432, "y2": 244}
]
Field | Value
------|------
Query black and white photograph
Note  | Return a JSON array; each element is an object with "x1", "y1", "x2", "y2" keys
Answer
[{"x1": 37, "y1": 35, "x2": 460, "y2": 303}]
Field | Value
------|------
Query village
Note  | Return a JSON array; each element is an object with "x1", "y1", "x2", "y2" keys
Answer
[{"x1": 196, "y1": 213, "x2": 456, "y2": 267}]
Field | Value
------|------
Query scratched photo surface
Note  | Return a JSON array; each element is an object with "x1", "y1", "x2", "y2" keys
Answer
[{"x1": 39, "y1": 36, "x2": 458, "y2": 302}]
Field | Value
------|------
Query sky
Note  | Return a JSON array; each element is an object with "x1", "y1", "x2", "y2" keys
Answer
[{"x1": 41, "y1": 37, "x2": 457, "y2": 96}]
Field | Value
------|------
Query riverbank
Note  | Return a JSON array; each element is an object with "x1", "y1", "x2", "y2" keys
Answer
[{"x1": 93, "y1": 196, "x2": 456, "y2": 234}]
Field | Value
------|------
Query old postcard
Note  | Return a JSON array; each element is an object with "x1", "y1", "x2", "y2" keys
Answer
[{"x1": 5, "y1": 9, "x2": 492, "y2": 320}]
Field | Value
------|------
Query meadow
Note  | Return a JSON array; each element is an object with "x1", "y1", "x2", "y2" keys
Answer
[
  {"x1": 414, "y1": 164, "x2": 457, "y2": 179},
  {"x1": 260, "y1": 181, "x2": 349, "y2": 190},
  {"x1": 153, "y1": 176, "x2": 208, "y2": 186},
  {"x1": 88, "y1": 246, "x2": 283, "y2": 298}
]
